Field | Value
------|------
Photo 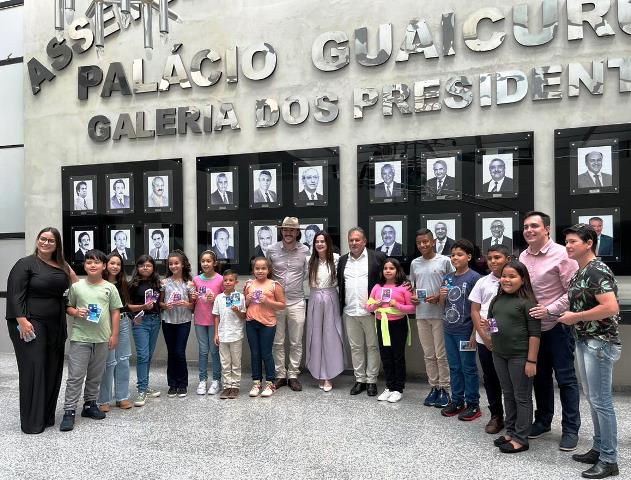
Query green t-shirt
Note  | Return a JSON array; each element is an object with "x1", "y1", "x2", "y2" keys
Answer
[
  {"x1": 488, "y1": 294, "x2": 540, "y2": 358},
  {"x1": 67, "y1": 279, "x2": 123, "y2": 343}
]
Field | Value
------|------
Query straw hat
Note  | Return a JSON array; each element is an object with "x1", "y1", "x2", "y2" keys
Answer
[{"x1": 280, "y1": 217, "x2": 301, "y2": 229}]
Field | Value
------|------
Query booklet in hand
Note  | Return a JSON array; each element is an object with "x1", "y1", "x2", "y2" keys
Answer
[
  {"x1": 87, "y1": 303, "x2": 102, "y2": 323},
  {"x1": 381, "y1": 288, "x2": 392, "y2": 303}
]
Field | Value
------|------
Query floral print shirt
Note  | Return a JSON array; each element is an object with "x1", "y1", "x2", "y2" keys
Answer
[{"x1": 567, "y1": 259, "x2": 621, "y2": 344}]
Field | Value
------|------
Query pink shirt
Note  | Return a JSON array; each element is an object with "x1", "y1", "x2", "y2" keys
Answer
[
  {"x1": 193, "y1": 273, "x2": 224, "y2": 326},
  {"x1": 519, "y1": 239, "x2": 578, "y2": 332},
  {"x1": 366, "y1": 284, "x2": 416, "y2": 320}
]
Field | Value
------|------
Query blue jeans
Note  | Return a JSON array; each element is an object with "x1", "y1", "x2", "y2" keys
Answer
[
  {"x1": 575, "y1": 338, "x2": 621, "y2": 464},
  {"x1": 98, "y1": 314, "x2": 132, "y2": 403},
  {"x1": 162, "y1": 322, "x2": 191, "y2": 388},
  {"x1": 444, "y1": 332, "x2": 480, "y2": 407},
  {"x1": 246, "y1": 320, "x2": 276, "y2": 382},
  {"x1": 533, "y1": 323, "x2": 581, "y2": 434},
  {"x1": 195, "y1": 324, "x2": 221, "y2": 382},
  {"x1": 131, "y1": 313, "x2": 161, "y2": 392}
]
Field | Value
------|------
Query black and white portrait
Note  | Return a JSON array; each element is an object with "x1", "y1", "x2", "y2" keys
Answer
[
  {"x1": 210, "y1": 172, "x2": 234, "y2": 206},
  {"x1": 481, "y1": 217, "x2": 514, "y2": 254},
  {"x1": 144, "y1": 171, "x2": 174, "y2": 212},
  {"x1": 300, "y1": 219, "x2": 328, "y2": 253},
  {"x1": 210, "y1": 225, "x2": 237, "y2": 262},
  {"x1": 251, "y1": 165, "x2": 281, "y2": 207},
  {"x1": 374, "y1": 161, "x2": 402, "y2": 199},
  {"x1": 109, "y1": 178, "x2": 131, "y2": 210},
  {"x1": 572, "y1": 207, "x2": 620, "y2": 261},
  {"x1": 422, "y1": 155, "x2": 461, "y2": 201},
  {"x1": 74, "y1": 230, "x2": 94, "y2": 263},
  {"x1": 147, "y1": 228, "x2": 170, "y2": 260},
  {"x1": 427, "y1": 219, "x2": 456, "y2": 256},
  {"x1": 251, "y1": 224, "x2": 278, "y2": 258},
  {"x1": 371, "y1": 217, "x2": 406, "y2": 257},
  {"x1": 477, "y1": 153, "x2": 517, "y2": 198},
  {"x1": 297, "y1": 166, "x2": 324, "y2": 201},
  {"x1": 576, "y1": 146, "x2": 613, "y2": 189},
  {"x1": 109, "y1": 228, "x2": 134, "y2": 262},
  {"x1": 70, "y1": 176, "x2": 97, "y2": 214}
]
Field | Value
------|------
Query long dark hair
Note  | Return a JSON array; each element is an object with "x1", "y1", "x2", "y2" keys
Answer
[
  {"x1": 129, "y1": 254, "x2": 161, "y2": 290},
  {"x1": 489, "y1": 260, "x2": 537, "y2": 312},
  {"x1": 166, "y1": 249, "x2": 192, "y2": 282},
  {"x1": 33, "y1": 227, "x2": 70, "y2": 276},
  {"x1": 104, "y1": 252, "x2": 130, "y2": 305},
  {"x1": 308, "y1": 231, "x2": 336, "y2": 286},
  {"x1": 379, "y1": 258, "x2": 407, "y2": 287}
]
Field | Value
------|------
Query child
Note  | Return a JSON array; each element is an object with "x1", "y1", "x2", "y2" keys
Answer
[
  {"x1": 244, "y1": 257, "x2": 286, "y2": 398},
  {"x1": 160, "y1": 250, "x2": 194, "y2": 398},
  {"x1": 366, "y1": 258, "x2": 416, "y2": 403},
  {"x1": 469, "y1": 245, "x2": 511, "y2": 434},
  {"x1": 192, "y1": 250, "x2": 224, "y2": 396},
  {"x1": 409, "y1": 228, "x2": 455, "y2": 408},
  {"x1": 60, "y1": 250, "x2": 123, "y2": 431},
  {"x1": 488, "y1": 260, "x2": 540, "y2": 453},
  {"x1": 127, "y1": 255, "x2": 162, "y2": 406},
  {"x1": 97, "y1": 253, "x2": 133, "y2": 411},
  {"x1": 439, "y1": 239, "x2": 481, "y2": 421},
  {"x1": 212, "y1": 270, "x2": 246, "y2": 399}
]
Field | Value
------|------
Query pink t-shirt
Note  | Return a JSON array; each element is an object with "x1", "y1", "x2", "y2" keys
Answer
[
  {"x1": 193, "y1": 273, "x2": 224, "y2": 326},
  {"x1": 366, "y1": 284, "x2": 416, "y2": 320}
]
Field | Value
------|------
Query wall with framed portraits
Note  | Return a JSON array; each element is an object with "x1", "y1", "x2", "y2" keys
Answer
[
  {"x1": 196, "y1": 147, "x2": 339, "y2": 274},
  {"x1": 554, "y1": 123, "x2": 631, "y2": 275},
  {"x1": 61, "y1": 158, "x2": 183, "y2": 275},
  {"x1": 357, "y1": 132, "x2": 534, "y2": 272}
]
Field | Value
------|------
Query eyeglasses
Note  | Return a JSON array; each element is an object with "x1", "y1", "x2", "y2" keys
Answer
[{"x1": 38, "y1": 237, "x2": 56, "y2": 245}]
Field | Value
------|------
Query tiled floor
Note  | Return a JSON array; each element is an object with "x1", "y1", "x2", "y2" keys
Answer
[{"x1": 0, "y1": 353, "x2": 628, "y2": 480}]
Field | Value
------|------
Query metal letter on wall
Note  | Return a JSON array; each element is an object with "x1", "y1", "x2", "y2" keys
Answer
[
  {"x1": 68, "y1": 18, "x2": 95, "y2": 54},
  {"x1": 619, "y1": 0, "x2": 631, "y2": 34},
  {"x1": 532, "y1": 65, "x2": 563, "y2": 100},
  {"x1": 46, "y1": 38, "x2": 73, "y2": 71},
  {"x1": 353, "y1": 88, "x2": 379, "y2": 119},
  {"x1": 159, "y1": 54, "x2": 192, "y2": 91},
  {"x1": 442, "y1": 12, "x2": 456, "y2": 56},
  {"x1": 413, "y1": 80, "x2": 441, "y2": 112},
  {"x1": 395, "y1": 19, "x2": 439, "y2": 61},
  {"x1": 479, "y1": 73, "x2": 492, "y2": 106},
  {"x1": 177, "y1": 107, "x2": 202, "y2": 134},
  {"x1": 112, "y1": 113, "x2": 137, "y2": 141},
  {"x1": 255, "y1": 98, "x2": 280, "y2": 128},
  {"x1": 444, "y1": 76, "x2": 473, "y2": 109},
  {"x1": 190, "y1": 49, "x2": 222, "y2": 87},
  {"x1": 568, "y1": 61, "x2": 605, "y2": 96},
  {"x1": 608, "y1": 58, "x2": 631, "y2": 92},
  {"x1": 496, "y1": 70, "x2": 528, "y2": 104},
  {"x1": 312, "y1": 31, "x2": 350, "y2": 72},
  {"x1": 314, "y1": 94, "x2": 339, "y2": 123},
  {"x1": 355, "y1": 24, "x2": 392, "y2": 66},
  {"x1": 225, "y1": 47, "x2": 238, "y2": 83},
  {"x1": 282, "y1": 96, "x2": 310, "y2": 125},
  {"x1": 513, "y1": 0, "x2": 559, "y2": 46},
  {"x1": 214, "y1": 103, "x2": 240, "y2": 131},
  {"x1": 101, "y1": 62, "x2": 132, "y2": 97},
  {"x1": 382, "y1": 84, "x2": 412, "y2": 116},
  {"x1": 463, "y1": 8, "x2": 506, "y2": 52},
  {"x1": 88, "y1": 115, "x2": 111, "y2": 142},
  {"x1": 133, "y1": 58, "x2": 158, "y2": 94},
  {"x1": 567, "y1": 0, "x2": 615, "y2": 40},
  {"x1": 242, "y1": 43, "x2": 277, "y2": 81},
  {"x1": 135, "y1": 111, "x2": 155, "y2": 138},
  {"x1": 28, "y1": 58, "x2": 56, "y2": 95},
  {"x1": 77, "y1": 65, "x2": 102, "y2": 100}
]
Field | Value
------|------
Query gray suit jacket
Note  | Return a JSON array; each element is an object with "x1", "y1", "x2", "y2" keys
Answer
[
  {"x1": 254, "y1": 189, "x2": 277, "y2": 203},
  {"x1": 577, "y1": 171, "x2": 612, "y2": 188}
]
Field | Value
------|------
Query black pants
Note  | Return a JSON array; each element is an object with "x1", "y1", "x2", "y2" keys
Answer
[
  {"x1": 7, "y1": 317, "x2": 65, "y2": 434},
  {"x1": 162, "y1": 321, "x2": 191, "y2": 388},
  {"x1": 376, "y1": 317, "x2": 408, "y2": 393},
  {"x1": 477, "y1": 342, "x2": 504, "y2": 417}
]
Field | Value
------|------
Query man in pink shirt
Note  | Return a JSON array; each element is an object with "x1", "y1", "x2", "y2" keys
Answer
[{"x1": 519, "y1": 211, "x2": 580, "y2": 452}]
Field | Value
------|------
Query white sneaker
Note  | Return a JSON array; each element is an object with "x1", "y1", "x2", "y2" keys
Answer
[
  {"x1": 196, "y1": 380, "x2": 207, "y2": 395},
  {"x1": 387, "y1": 391, "x2": 402, "y2": 403},
  {"x1": 378, "y1": 388, "x2": 392, "y2": 401},
  {"x1": 249, "y1": 381, "x2": 262, "y2": 397},
  {"x1": 208, "y1": 380, "x2": 221, "y2": 395},
  {"x1": 260, "y1": 381, "x2": 276, "y2": 397},
  {"x1": 146, "y1": 388, "x2": 161, "y2": 398}
]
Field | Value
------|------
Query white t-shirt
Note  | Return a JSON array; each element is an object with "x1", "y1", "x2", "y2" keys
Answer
[
  {"x1": 468, "y1": 273, "x2": 500, "y2": 343},
  {"x1": 409, "y1": 254, "x2": 454, "y2": 319},
  {"x1": 212, "y1": 292, "x2": 246, "y2": 343}
]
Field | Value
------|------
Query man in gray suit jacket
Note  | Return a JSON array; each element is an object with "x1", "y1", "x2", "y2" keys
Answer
[
  {"x1": 210, "y1": 173, "x2": 234, "y2": 205},
  {"x1": 374, "y1": 163, "x2": 402, "y2": 198},
  {"x1": 253, "y1": 170, "x2": 277, "y2": 203},
  {"x1": 577, "y1": 151, "x2": 612, "y2": 188},
  {"x1": 482, "y1": 158, "x2": 514, "y2": 193}
]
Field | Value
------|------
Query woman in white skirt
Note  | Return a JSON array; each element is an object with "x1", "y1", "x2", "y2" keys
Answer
[{"x1": 306, "y1": 231, "x2": 344, "y2": 391}]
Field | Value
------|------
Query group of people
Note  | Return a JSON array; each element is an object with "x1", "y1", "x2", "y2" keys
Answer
[{"x1": 6, "y1": 211, "x2": 622, "y2": 479}]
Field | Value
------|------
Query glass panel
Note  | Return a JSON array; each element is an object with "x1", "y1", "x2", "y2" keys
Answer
[
  {"x1": 0, "y1": 147, "x2": 24, "y2": 232},
  {"x1": 0, "y1": 5, "x2": 23, "y2": 60}
]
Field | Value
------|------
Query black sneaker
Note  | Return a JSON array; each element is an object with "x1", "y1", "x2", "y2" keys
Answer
[
  {"x1": 167, "y1": 387, "x2": 177, "y2": 397},
  {"x1": 458, "y1": 405, "x2": 482, "y2": 421},
  {"x1": 423, "y1": 387, "x2": 439, "y2": 407},
  {"x1": 177, "y1": 387, "x2": 187, "y2": 398},
  {"x1": 441, "y1": 402, "x2": 466, "y2": 417},
  {"x1": 81, "y1": 401, "x2": 106, "y2": 420},
  {"x1": 528, "y1": 422, "x2": 551, "y2": 439},
  {"x1": 59, "y1": 410, "x2": 75, "y2": 431}
]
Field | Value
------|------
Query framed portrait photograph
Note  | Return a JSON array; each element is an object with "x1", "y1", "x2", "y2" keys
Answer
[
  {"x1": 107, "y1": 224, "x2": 135, "y2": 264},
  {"x1": 570, "y1": 139, "x2": 619, "y2": 195},
  {"x1": 293, "y1": 160, "x2": 328, "y2": 207},
  {"x1": 144, "y1": 170, "x2": 174, "y2": 213},
  {"x1": 420, "y1": 213, "x2": 462, "y2": 257},
  {"x1": 300, "y1": 218, "x2": 329, "y2": 254},
  {"x1": 249, "y1": 221, "x2": 281, "y2": 259},
  {"x1": 572, "y1": 207, "x2": 621, "y2": 262},
  {"x1": 476, "y1": 211, "x2": 519, "y2": 256},
  {"x1": 421, "y1": 151, "x2": 462, "y2": 201},
  {"x1": 369, "y1": 215, "x2": 407, "y2": 257},
  {"x1": 475, "y1": 148, "x2": 519, "y2": 199},
  {"x1": 145, "y1": 225, "x2": 172, "y2": 261},
  {"x1": 208, "y1": 221, "x2": 239, "y2": 263},
  {"x1": 249, "y1": 163, "x2": 282, "y2": 208},
  {"x1": 369, "y1": 154, "x2": 408, "y2": 204},
  {"x1": 105, "y1": 174, "x2": 134, "y2": 214},
  {"x1": 70, "y1": 226, "x2": 97, "y2": 265},
  {"x1": 69, "y1": 175, "x2": 97, "y2": 216},
  {"x1": 207, "y1": 166, "x2": 238, "y2": 211}
]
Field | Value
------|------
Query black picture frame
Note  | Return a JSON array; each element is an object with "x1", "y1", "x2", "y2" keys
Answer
[
  {"x1": 293, "y1": 160, "x2": 328, "y2": 207},
  {"x1": 144, "y1": 170, "x2": 174, "y2": 213},
  {"x1": 421, "y1": 151, "x2": 463, "y2": 201},
  {"x1": 249, "y1": 163, "x2": 282, "y2": 208},
  {"x1": 105, "y1": 173, "x2": 135, "y2": 215},
  {"x1": 570, "y1": 139, "x2": 619, "y2": 195},
  {"x1": 145, "y1": 224, "x2": 173, "y2": 262},
  {"x1": 370, "y1": 215, "x2": 407, "y2": 258},
  {"x1": 207, "y1": 220, "x2": 239, "y2": 264},
  {"x1": 68, "y1": 175, "x2": 97, "y2": 216},
  {"x1": 571, "y1": 207, "x2": 621, "y2": 262},
  {"x1": 71, "y1": 225, "x2": 98, "y2": 265},
  {"x1": 249, "y1": 220, "x2": 281, "y2": 260},
  {"x1": 420, "y1": 213, "x2": 462, "y2": 256},
  {"x1": 475, "y1": 147, "x2": 520, "y2": 199},
  {"x1": 370, "y1": 154, "x2": 408, "y2": 204},
  {"x1": 476, "y1": 211, "x2": 520, "y2": 256},
  {"x1": 300, "y1": 217, "x2": 329, "y2": 254},
  {"x1": 207, "y1": 166, "x2": 239, "y2": 211},
  {"x1": 106, "y1": 224, "x2": 135, "y2": 265}
]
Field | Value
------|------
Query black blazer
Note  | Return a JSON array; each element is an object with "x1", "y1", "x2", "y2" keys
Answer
[
  {"x1": 337, "y1": 249, "x2": 386, "y2": 310},
  {"x1": 374, "y1": 182, "x2": 402, "y2": 198},
  {"x1": 482, "y1": 236, "x2": 512, "y2": 253},
  {"x1": 435, "y1": 237, "x2": 455, "y2": 255},
  {"x1": 297, "y1": 190, "x2": 324, "y2": 202},
  {"x1": 482, "y1": 176, "x2": 514, "y2": 193},
  {"x1": 424, "y1": 176, "x2": 457, "y2": 197},
  {"x1": 210, "y1": 190, "x2": 234, "y2": 205}
]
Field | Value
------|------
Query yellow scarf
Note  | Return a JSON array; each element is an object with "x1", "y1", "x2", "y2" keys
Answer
[{"x1": 366, "y1": 298, "x2": 411, "y2": 347}]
